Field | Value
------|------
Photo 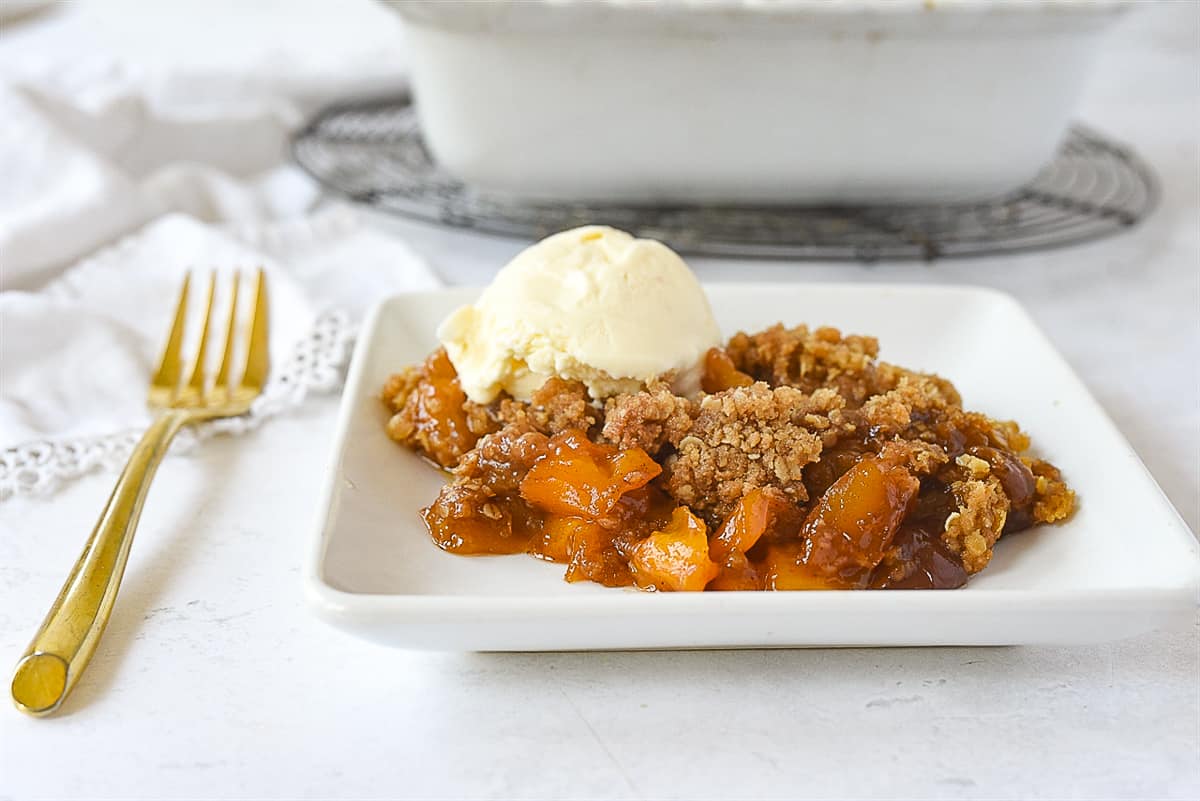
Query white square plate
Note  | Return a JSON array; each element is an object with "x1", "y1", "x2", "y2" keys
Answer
[{"x1": 305, "y1": 284, "x2": 1198, "y2": 650}]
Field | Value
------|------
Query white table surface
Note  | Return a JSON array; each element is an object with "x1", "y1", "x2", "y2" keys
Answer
[{"x1": 2, "y1": 3, "x2": 1198, "y2": 800}]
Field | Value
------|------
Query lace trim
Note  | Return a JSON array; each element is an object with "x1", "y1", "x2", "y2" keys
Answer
[{"x1": 0, "y1": 309, "x2": 355, "y2": 501}]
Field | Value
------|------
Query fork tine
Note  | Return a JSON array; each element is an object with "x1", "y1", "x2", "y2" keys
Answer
[
  {"x1": 214, "y1": 270, "x2": 241, "y2": 391},
  {"x1": 150, "y1": 273, "x2": 190, "y2": 396},
  {"x1": 185, "y1": 271, "x2": 217, "y2": 396},
  {"x1": 240, "y1": 268, "x2": 269, "y2": 391}
]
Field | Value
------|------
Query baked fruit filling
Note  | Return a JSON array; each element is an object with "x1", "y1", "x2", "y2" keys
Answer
[{"x1": 382, "y1": 324, "x2": 1074, "y2": 591}]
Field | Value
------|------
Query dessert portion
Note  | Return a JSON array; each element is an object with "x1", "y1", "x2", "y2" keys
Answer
[{"x1": 381, "y1": 228, "x2": 1075, "y2": 592}]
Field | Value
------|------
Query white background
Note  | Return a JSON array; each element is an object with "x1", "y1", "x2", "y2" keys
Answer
[{"x1": 1, "y1": 1, "x2": 1197, "y2": 799}]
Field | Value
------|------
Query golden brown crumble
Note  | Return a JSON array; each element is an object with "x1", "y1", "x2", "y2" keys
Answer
[
  {"x1": 943, "y1": 476, "x2": 1010, "y2": 574},
  {"x1": 601, "y1": 379, "x2": 694, "y2": 454},
  {"x1": 726, "y1": 324, "x2": 879, "y2": 394},
  {"x1": 1031, "y1": 460, "x2": 1076, "y2": 523},
  {"x1": 662, "y1": 383, "x2": 837, "y2": 522}
]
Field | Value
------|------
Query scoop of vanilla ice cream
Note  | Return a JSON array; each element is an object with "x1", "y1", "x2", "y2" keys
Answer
[{"x1": 438, "y1": 225, "x2": 722, "y2": 404}]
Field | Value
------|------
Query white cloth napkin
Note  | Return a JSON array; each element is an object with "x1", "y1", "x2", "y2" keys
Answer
[
  {"x1": 0, "y1": 0, "x2": 438, "y2": 498},
  {"x1": 0, "y1": 84, "x2": 320, "y2": 291},
  {"x1": 0, "y1": 0, "x2": 411, "y2": 290},
  {"x1": 0, "y1": 208, "x2": 440, "y2": 499}
]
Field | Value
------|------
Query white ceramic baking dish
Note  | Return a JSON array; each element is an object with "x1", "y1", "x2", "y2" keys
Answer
[{"x1": 386, "y1": 0, "x2": 1134, "y2": 204}]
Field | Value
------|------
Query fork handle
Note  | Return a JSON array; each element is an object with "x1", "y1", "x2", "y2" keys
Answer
[{"x1": 11, "y1": 411, "x2": 189, "y2": 716}]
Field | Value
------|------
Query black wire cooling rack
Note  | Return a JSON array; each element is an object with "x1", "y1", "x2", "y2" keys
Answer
[{"x1": 292, "y1": 94, "x2": 1158, "y2": 261}]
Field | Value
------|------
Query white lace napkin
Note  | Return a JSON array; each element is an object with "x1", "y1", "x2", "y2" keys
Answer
[{"x1": 0, "y1": 208, "x2": 440, "y2": 499}]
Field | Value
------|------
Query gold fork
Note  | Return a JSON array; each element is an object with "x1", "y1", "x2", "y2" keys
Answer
[{"x1": 10, "y1": 269, "x2": 269, "y2": 717}]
